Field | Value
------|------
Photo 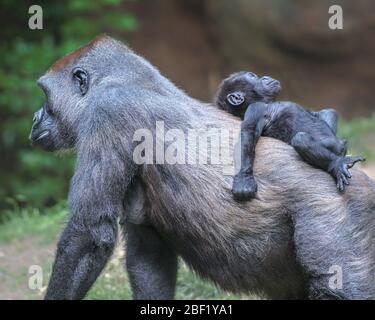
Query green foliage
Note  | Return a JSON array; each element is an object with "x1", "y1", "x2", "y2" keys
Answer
[
  {"x1": 338, "y1": 115, "x2": 375, "y2": 161},
  {"x1": 0, "y1": 0, "x2": 137, "y2": 210},
  {"x1": 0, "y1": 201, "x2": 68, "y2": 244}
]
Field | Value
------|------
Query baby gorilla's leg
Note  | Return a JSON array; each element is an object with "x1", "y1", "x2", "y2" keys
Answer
[
  {"x1": 319, "y1": 136, "x2": 348, "y2": 156},
  {"x1": 291, "y1": 132, "x2": 365, "y2": 192},
  {"x1": 316, "y1": 108, "x2": 338, "y2": 134},
  {"x1": 311, "y1": 109, "x2": 348, "y2": 155},
  {"x1": 337, "y1": 139, "x2": 348, "y2": 156}
]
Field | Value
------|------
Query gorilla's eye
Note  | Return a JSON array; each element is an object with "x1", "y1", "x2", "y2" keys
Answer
[
  {"x1": 72, "y1": 67, "x2": 89, "y2": 95},
  {"x1": 247, "y1": 72, "x2": 258, "y2": 80}
]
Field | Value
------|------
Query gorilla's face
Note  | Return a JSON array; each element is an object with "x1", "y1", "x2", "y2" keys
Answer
[
  {"x1": 29, "y1": 103, "x2": 62, "y2": 151},
  {"x1": 30, "y1": 66, "x2": 90, "y2": 152},
  {"x1": 29, "y1": 35, "x2": 164, "y2": 152},
  {"x1": 215, "y1": 71, "x2": 260, "y2": 118},
  {"x1": 255, "y1": 76, "x2": 281, "y2": 102},
  {"x1": 215, "y1": 71, "x2": 282, "y2": 119}
]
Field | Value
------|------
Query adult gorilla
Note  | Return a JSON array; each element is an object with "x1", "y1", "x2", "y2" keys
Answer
[{"x1": 30, "y1": 35, "x2": 375, "y2": 300}]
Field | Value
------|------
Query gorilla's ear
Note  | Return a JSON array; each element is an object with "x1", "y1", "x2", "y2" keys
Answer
[
  {"x1": 72, "y1": 67, "x2": 89, "y2": 95},
  {"x1": 226, "y1": 91, "x2": 245, "y2": 107}
]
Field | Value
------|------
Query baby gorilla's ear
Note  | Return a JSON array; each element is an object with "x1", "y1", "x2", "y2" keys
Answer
[
  {"x1": 255, "y1": 76, "x2": 282, "y2": 102},
  {"x1": 226, "y1": 91, "x2": 245, "y2": 106}
]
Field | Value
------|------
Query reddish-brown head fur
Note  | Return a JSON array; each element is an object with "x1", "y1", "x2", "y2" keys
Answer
[{"x1": 48, "y1": 34, "x2": 111, "y2": 73}]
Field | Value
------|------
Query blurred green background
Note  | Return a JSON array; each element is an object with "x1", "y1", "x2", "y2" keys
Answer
[{"x1": 0, "y1": 0, "x2": 374, "y2": 299}]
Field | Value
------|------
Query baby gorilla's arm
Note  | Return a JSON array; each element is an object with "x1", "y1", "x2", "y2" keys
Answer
[{"x1": 232, "y1": 102, "x2": 266, "y2": 200}]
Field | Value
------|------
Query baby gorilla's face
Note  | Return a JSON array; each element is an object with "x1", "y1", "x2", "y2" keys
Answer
[
  {"x1": 215, "y1": 71, "x2": 281, "y2": 119},
  {"x1": 255, "y1": 76, "x2": 281, "y2": 100}
]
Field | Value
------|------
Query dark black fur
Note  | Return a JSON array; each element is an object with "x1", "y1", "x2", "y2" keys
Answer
[{"x1": 215, "y1": 72, "x2": 365, "y2": 200}]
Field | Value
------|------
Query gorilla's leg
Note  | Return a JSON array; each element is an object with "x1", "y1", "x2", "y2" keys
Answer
[
  {"x1": 123, "y1": 222, "x2": 178, "y2": 300},
  {"x1": 293, "y1": 210, "x2": 374, "y2": 300},
  {"x1": 45, "y1": 216, "x2": 117, "y2": 300},
  {"x1": 312, "y1": 109, "x2": 347, "y2": 155},
  {"x1": 316, "y1": 108, "x2": 338, "y2": 135},
  {"x1": 291, "y1": 132, "x2": 364, "y2": 191},
  {"x1": 316, "y1": 136, "x2": 347, "y2": 157}
]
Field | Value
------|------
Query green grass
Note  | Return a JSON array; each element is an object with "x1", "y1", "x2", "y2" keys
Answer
[
  {"x1": 338, "y1": 115, "x2": 375, "y2": 161},
  {"x1": 86, "y1": 258, "x2": 242, "y2": 300},
  {"x1": 0, "y1": 203, "x2": 246, "y2": 300},
  {"x1": 0, "y1": 202, "x2": 68, "y2": 245}
]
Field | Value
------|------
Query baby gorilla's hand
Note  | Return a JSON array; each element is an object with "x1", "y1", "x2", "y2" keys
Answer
[
  {"x1": 330, "y1": 156, "x2": 366, "y2": 192},
  {"x1": 232, "y1": 174, "x2": 258, "y2": 201}
]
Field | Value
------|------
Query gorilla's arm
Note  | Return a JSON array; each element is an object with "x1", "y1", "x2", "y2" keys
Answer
[
  {"x1": 124, "y1": 223, "x2": 178, "y2": 300},
  {"x1": 46, "y1": 152, "x2": 133, "y2": 299},
  {"x1": 232, "y1": 102, "x2": 266, "y2": 200},
  {"x1": 46, "y1": 123, "x2": 135, "y2": 300}
]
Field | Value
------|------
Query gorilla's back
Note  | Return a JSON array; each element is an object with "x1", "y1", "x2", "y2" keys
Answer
[{"x1": 138, "y1": 100, "x2": 375, "y2": 297}]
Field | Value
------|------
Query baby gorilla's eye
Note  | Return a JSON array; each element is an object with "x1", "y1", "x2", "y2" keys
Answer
[
  {"x1": 247, "y1": 72, "x2": 258, "y2": 79},
  {"x1": 72, "y1": 67, "x2": 89, "y2": 95},
  {"x1": 245, "y1": 72, "x2": 258, "y2": 82}
]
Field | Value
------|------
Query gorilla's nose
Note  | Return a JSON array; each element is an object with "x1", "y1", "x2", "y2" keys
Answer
[
  {"x1": 273, "y1": 80, "x2": 281, "y2": 87},
  {"x1": 264, "y1": 77, "x2": 281, "y2": 88},
  {"x1": 33, "y1": 110, "x2": 41, "y2": 124},
  {"x1": 263, "y1": 77, "x2": 274, "y2": 85},
  {"x1": 29, "y1": 109, "x2": 44, "y2": 141},
  {"x1": 32, "y1": 108, "x2": 45, "y2": 128}
]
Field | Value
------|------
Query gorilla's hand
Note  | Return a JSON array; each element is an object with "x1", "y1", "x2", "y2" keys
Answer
[
  {"x1": 232, "y1": 174, "x2": 258, "y2": 201},
  {"x1": 330, "y1": 156, "x2": 366, "y2": 192}
]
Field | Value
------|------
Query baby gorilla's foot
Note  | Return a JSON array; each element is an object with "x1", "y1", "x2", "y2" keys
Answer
[
  {"x1": 329, "y1": 156, "x2": 366, "y2": 192},
  {"x1": 232, "y1": 174, "x2": 258, "y2": 201}
]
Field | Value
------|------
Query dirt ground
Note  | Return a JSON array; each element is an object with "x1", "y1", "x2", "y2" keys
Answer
[
  {"x1": 0, "y1": 236, "x2": 125, "y2": 300},
  {"x1": 0, "y1": 237, "x2": 55, "y2": 299}
]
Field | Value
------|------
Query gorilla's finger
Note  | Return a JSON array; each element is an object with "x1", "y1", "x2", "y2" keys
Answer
[
  {"x1": 341, "y1": 174, "x2": 349, "y2": 186},
  {"x1": 338, "y1": 176, "x2": 346, "y2": 192},
  {"x1": 343, "y1": 166, "x2": 351, "y2": 178}
]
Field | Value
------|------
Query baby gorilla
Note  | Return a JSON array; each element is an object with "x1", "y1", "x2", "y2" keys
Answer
[{"x1": 215, "y1": 72, "x2": 365, "y2": 200}]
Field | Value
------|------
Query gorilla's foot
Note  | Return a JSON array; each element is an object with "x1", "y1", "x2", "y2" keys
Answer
[
  {"x1": 232, "y1": 174, "x2": 258, "y2": 201},
  {"x1": 329, "y1": 156, "x2": 366, "y2": 192}
]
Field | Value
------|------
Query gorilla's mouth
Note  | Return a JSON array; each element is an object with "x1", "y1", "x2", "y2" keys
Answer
[
  {"x1": 266, "y1": 79, "x2": 279, "y2": 87},
  {"x1": 34, "y1": 130, "x2": 50, "y2": 142},
  {"x1": 30, "y1": 129, "x2": 55, "y2": 151}
]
